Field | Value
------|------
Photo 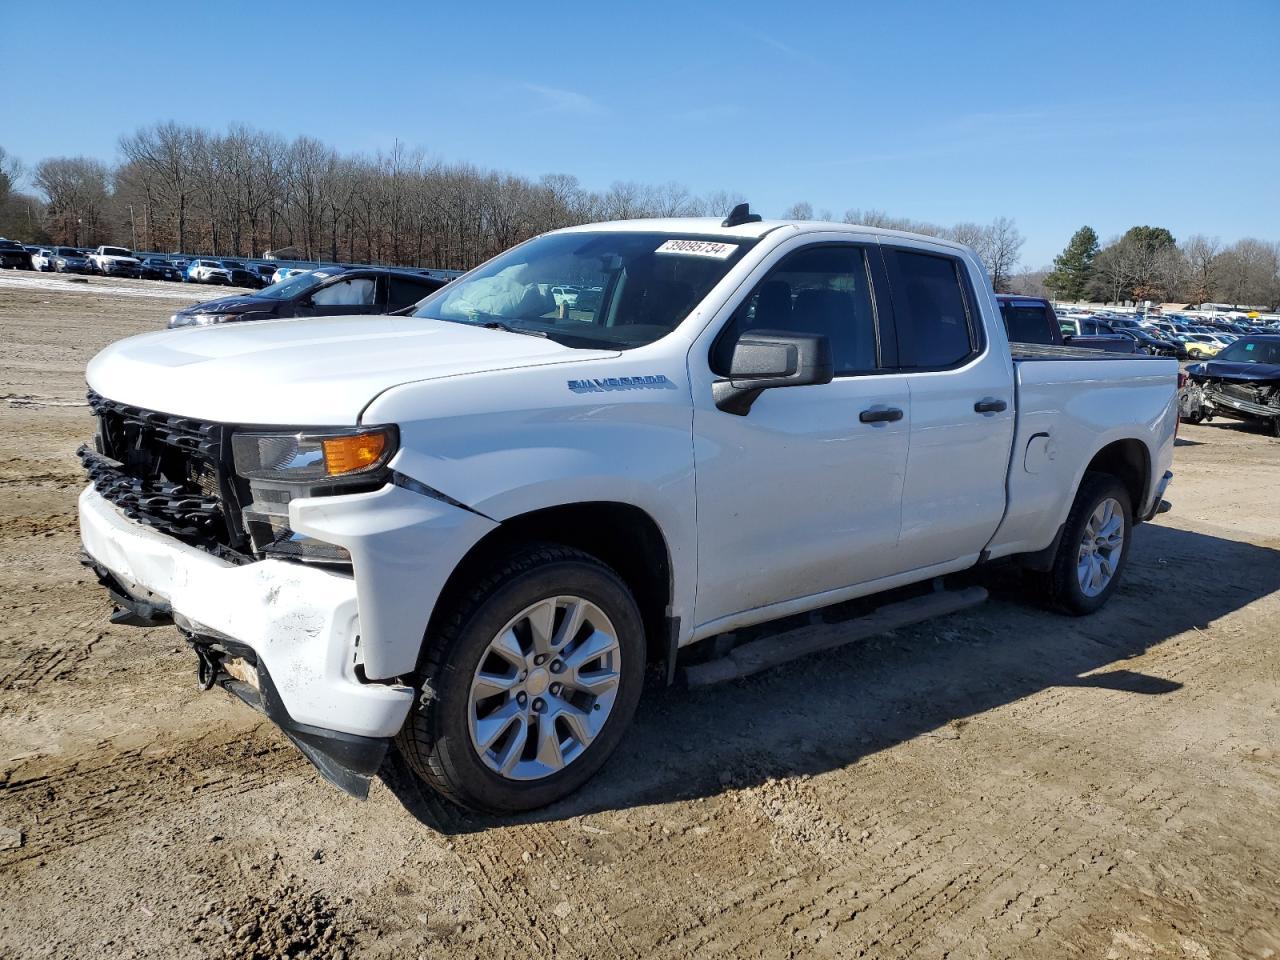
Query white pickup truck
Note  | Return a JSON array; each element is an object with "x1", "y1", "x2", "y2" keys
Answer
[
  {"x1": 88, "y1": 245, "x2": 142, "y2": 277},
  {"x1": 78, "y1": 208, "x2": 1177, "y2": 810}
]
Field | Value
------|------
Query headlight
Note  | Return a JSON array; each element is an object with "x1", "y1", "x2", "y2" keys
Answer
[
  {"x1": 187, "y1": 312, "x2": 242, "y2": 326},
  {"x1": 232, "y1": 427, "x2": 396, "y2": 483},
  {"x1": 232, "y1": 426, "x2": 397, "y2": 564}
]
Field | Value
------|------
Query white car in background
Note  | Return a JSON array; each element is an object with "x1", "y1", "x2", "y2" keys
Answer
[
  {"x1": 187, "y1": 259, "x2": 233, "y2": 285},
  {"x1": 551, "y1": 284, "x2": 580, "y2": 307},
  {"x1": 270, "y1": 267, "x2": 311, "y2": 285},
  {"x1": 89, "y1": 245, "x2": 142, "y2": 277},
  {"x1": 31, "y1": 248, "x2": 55, "y2": 272}
]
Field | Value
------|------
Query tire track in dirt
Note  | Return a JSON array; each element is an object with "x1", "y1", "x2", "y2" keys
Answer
[{"x1": 0, "y1": 728, "x2": 305, "y2": 867}]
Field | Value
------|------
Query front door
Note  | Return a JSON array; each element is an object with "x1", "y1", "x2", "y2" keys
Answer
[
  {"x1": 689, "y1": 238, "x2": 911, "y2": 631},
  {"x1": 299, "y1": 274, "x2": 383, "y2": 317}
]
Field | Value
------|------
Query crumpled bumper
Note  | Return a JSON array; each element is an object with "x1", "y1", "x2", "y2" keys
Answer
[{"x1": 78, "y1": 486, "x2": 415, "y2": 740}]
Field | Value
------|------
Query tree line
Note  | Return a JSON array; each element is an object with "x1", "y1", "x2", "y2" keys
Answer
[
  {"x1": 1031, "y1": 225, "x2": 1280, "y2": 309},
  {"x1": 1, "y1": 126, "x2": 752, "y2": 271},
  {"x1": 3, "y1": 126, "x2": 1275, "y2": 307},
  {"x1": 1, "y1": 125, "x2": 1027, "y2": 283}
]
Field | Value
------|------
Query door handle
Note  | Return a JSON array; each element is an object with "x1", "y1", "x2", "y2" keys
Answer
[
  {"x1": 974, "y1": 398, "x2": 1008, "y2": 414},
  {"x1": 859, "y1": 406, "x2": 904, "y2": 424}
]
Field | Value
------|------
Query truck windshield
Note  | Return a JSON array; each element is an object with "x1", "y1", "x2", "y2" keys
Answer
[{"x1": 411, "y1": 232, "x2": 756, "y2": 349}]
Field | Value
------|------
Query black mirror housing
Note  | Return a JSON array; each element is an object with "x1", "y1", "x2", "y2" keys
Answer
[{"x1": 713, "y1": 331, "x2": 834, "y2": 415}]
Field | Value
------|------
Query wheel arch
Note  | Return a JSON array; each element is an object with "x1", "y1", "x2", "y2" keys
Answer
[
  {"x1": 1083, "y1": 437, "x2": 1151, "y2": 517},
  {"x1": 424, "y1": 501, "x2": 675, "y2": 668}
]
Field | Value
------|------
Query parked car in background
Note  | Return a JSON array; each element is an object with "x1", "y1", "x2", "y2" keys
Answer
[
  {"x1": 270, "y1": 266, "x2": 310, "y2": 285},
  {"x1": 551, "y1": 284, "x2": 580, "y2": 307},
  {"x1": 1180, "y1": 334, "x2": 1224, "y2": 359},
  {"x1": 186, "y1": 259, "x2": 233, "y2": 284},
  {"x1": 31, "y1": 248, "x2": 56, "y2": 272},
  {"x1": 0, "y1": 238, "x2": 33, "y2": 269},
  {"x1": 89, "y1": 246, "x2": 142, "y2": 277},
  {"x1": 1185, "y1": 336, "x2": 1280, "y2": 437},
  {"x1": 168, "y1": 255, "x2": 192, "y2": 273},
  {"x1": 168, "y1": 265, "x2": 447, "y2": 327},
  {"x1": 1106, "y1": 325, "x2": 1186, "y2": 358},
  {"x1": 52, "y1": 247, "x2": 93, "y2": 273},
  {"x1": 252, "y1": 263, "x2": 277, "y2": 285},
  {"x1": 219, "y1": 259, "x2": 267, "y2": 289},
  {"x1": 139, "y1": 257, "x2": 184, "y2": 282}
]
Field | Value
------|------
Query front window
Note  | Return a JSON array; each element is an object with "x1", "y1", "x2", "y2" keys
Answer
[
  {"x1": 311, "y1": 276, "x2": 376, "y2": 306},
  {"x1": 102, "y1": 247, "x2": 132, "y2": 257},
  {"x1": 411, "y1": 232, "x2": 756, "y2": 349}
]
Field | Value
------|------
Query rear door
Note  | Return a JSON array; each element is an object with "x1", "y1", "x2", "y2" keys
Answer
[
  {"x1": 881, "y1": 243, "x2": 1016, "y2": 570},
  {"x1": 386, "y1": 274, "x2": 444, "y2": 312}
]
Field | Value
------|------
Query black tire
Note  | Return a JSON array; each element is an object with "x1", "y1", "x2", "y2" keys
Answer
[
  {"x1": 396, "y1": 543, "x2": 645, "y2": 813},
  {"x1": 1031, "y1": 472, "x2": 1133, "y2": 616}
]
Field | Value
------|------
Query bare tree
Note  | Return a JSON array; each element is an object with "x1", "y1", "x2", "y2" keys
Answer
[
  {"x1": 1180, "y1": 235, "x2": 1220, "y2": 305},
  {"x1": 983, "y1": 216, "x2": 1024, "y2": 293},
  {"x1": 33, "y1": 156, "x2": 111, "y2": 245},
  {"x1": 783, "y1": 201, "x2": 814, "y2": 220}
]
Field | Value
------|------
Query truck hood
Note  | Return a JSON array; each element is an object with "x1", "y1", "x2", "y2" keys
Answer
[
  {"x1": 1188, "y1": 360, "x2": 1280, "y2": 382},
  {"x1": 86, "y1": 315, "x2": 617, "y2": 425},
  {"x1": 99, "y1": 255, "x2": 140, "y2": 264}
]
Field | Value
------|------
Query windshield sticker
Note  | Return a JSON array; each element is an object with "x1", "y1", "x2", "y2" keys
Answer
[
  {"x1": 654, "y1": 239, "x2": 738, "y2": 259},
  {"x1": 568, "y1": 375, "x2": 677, "y2": 394}
]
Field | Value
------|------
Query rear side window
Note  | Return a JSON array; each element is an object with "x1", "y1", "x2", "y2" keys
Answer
[
  {"x1": 1000, "y1": 303, "x2": 1054, "y2": 344},
  {"x1": 388, "y1": 276, "x2": 440, "y2": 308},
  {"x1": 713, "y1": 245, "x2": 880, "y2": 376},
  {"x1": 886, "y1": 250, "x2": 980, "y2": 368}
]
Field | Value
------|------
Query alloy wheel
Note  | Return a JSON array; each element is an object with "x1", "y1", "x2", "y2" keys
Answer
[
  {"x1": 1077, "y1": 497, "x2": 1125, "y2": 598},
  {"x1": 468, "y1": 596, "x2": 621, "y2": 781}
]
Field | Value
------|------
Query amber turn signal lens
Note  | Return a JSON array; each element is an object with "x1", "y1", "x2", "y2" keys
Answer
[{"x1": 322, "y1": 432, "x2": 387, "y2": 475}]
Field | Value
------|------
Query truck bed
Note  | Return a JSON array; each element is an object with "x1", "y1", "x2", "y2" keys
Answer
[{"x1": 1011, "y1": 343, "x2": 1162, "y2": 362}]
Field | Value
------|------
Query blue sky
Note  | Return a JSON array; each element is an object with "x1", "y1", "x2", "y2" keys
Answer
[{"x1": 2, "y1": 0, "x2": 1277, "y2": 266}]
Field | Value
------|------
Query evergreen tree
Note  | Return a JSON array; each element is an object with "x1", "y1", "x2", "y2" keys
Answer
[{"x1": 1045, "y1": 226, "x2": 1099, "y2": 302}]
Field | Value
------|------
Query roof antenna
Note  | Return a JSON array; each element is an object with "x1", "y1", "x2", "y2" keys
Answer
[{"x1": 721, "y1": 202, "x2": 763, "y2": 228}]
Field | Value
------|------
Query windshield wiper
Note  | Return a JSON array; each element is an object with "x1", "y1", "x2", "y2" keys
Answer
[{"x1": 478, "y1": 319, "x2": 548, "y2": 338}]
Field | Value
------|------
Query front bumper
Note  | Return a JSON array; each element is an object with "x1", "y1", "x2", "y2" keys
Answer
[
  {"x1": 79, "y1": 475, "x2": 498, "y2": 793},
  {"x1": 80, "y1": 486, "x2": 415, "y2": 738},
  {"x1": 1205, "y1": 387, "x2": 1280, "y2": 423}
]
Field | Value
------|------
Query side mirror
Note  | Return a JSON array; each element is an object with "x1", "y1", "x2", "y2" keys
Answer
[{"x1": 712, "y1": 331, "x2": 834, "y2": 416}]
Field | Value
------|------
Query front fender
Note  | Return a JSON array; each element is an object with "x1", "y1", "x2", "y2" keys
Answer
[{"x1": 363, "y1": 361, "x2": 698, "y2": 643}]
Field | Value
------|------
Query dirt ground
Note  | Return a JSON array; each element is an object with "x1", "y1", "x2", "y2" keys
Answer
[{"x1": 0, "y1": 273, "x2": 1277, "y2": 960}]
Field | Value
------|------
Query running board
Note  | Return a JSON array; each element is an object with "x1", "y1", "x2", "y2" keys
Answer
[{"x1": 681, "y1": 586, "x2": 989, "y2": 688}]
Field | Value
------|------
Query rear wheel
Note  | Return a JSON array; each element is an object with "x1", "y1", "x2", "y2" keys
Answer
[
  {"x1": 1031, "y1": 472, "x2": 1133, "y2": 616},
  {"x1": 396, "y1": 544, "x2": 645, "y2": 813}
]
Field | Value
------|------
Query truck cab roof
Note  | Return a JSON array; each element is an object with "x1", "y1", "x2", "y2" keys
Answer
[{"x1": 553, "y1": 217, "x2": 974, "y2": 256}]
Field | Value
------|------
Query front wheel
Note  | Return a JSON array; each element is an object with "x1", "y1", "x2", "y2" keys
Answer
[
  {"x1": 396, "y1": 544, "x2": 646, "y2": 813},
  {"x1": 1031, "y1": 472, "x2": 1133, "y2": 616}
]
